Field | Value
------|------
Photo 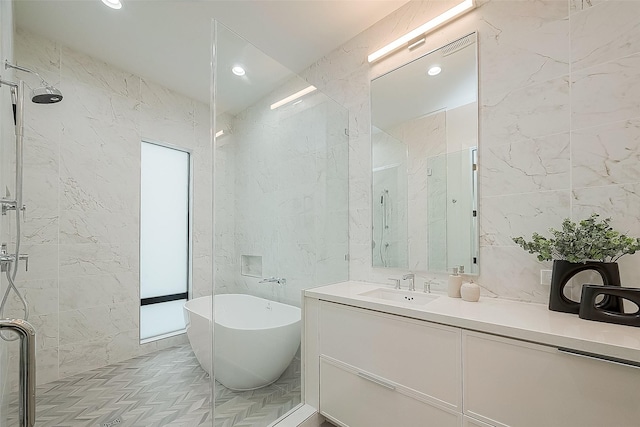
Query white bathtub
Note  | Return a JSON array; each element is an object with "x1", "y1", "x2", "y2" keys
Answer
[{"x1": 183, "y1": 294, "x2": 301, "y2": 391}]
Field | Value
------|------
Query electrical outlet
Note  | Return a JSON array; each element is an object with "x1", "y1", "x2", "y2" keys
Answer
[{"x1": 540, "y1": 269, "x2": 553, "y2": 286}]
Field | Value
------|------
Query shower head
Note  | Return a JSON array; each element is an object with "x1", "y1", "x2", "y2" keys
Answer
[
  {"x1": 31, "y1": 85, "x2": 63, "y2": 104},
  {"x1": 4, "y1": 60, "x2": 63, "y2": 104}
]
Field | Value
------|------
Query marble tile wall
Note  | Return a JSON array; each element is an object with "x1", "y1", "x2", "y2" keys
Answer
[
  {"x1": 302, "y1": 0, "x2": 640, "y2": 303},
  {"x1": 0, "y1": 0, "x2": 14, "y2": 420},
  {"x1": 6, "y1": 28, "x2": 213, "y2": 386},
  {"x1": 372, "y1": 130, "x2": 408, "y2": 268},
  {"x1": 215, "y1": 78, "x2": 349, "y2": 307}
]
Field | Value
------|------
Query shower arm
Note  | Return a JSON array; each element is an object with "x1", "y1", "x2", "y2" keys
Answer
[{"x1": 5, "y1": 61, "x2": 49, "y2": 88}]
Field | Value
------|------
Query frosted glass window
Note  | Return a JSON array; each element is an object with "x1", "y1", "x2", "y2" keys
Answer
[
  {"x1": 140, "y1": 299, "x2": 188, "y2": 341},
  {"x1": 140, "y1": 141, "x2": 191, "y2": 341}
]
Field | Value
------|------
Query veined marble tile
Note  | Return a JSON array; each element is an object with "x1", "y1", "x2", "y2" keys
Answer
[
  {"x1": 481, "y1": 132, "x2": 570, "y2": 197},
  {"x1": 59, "y1": 76, "x2": 140, "y2": 131},
  {"x1": 59, "y1": 209, "x2": 138, "y2": 245},
  {"x1": 61, "y1": 45, "x2": 139, "y2": 100},
  {"x1": 59, "y1": 302, "x2": 138, "y2": 346},
  {"x1": 194, "y1": 100, "x2": 211, "y2": 144},
  {"x1": 35, "y1": 347, "x2": 59, "y2": 386},
  {"x1": 482, "y1": 76, "x2": 570, "y2": 148},
  {"x1": 60, "y1": 117, "x2": 139, "y2": 176},
  {"x1": 480, "y1": 190, "x2": 571, "y2": 247},
  {"x1": 139, "y1": 110, "x2": 196, "y2": 150},
  {"x1": 316, "y1": 209, "x2": 349, "y2": 249},
  {"x1": 14, "y1": 28, "x2": 60, "y2": 83},
  {"x1": 570, "y1": 0, "x2": 606, "y2": 14},
  {"x1": 9, "y1": 312, "x2": 58, "y2": 351},
  {"x1": 58, "y1": 243, "x2": 137, "y2": 278},
  {"x1": 7, "y1": 278, "x2": 58, "y2": 317},
  {"x1": 3, "y1": 309, "x2": 58, "y2": 352},
  {"x1": 479, "y1": 0, "x2": 569, "y2": 104},
  {"x1": 58, "y1": 329, "x2": 139, "y2": 378},
  {"x1": 572, "y1": 53, "x2": 640, "y2": 131},
  {"x1": 59, "y1": 121, "x2": 140, "y2": 213},
  {"x1": 616, "y1": 254, "x2": 640, "y2": 292},
  {"x1": 571, "y1": 1, "x2": 640, "y2": 71},
  {"x1": 573, "y1": 183, "x2": 640, "y2": 236},
  {"x1": 572, "y1": 118, "x2": 640, "y2": 188},
  {"x1": 20, "y1": 216, "x2": 58, "y2": 246},
  {"x1": 12, "y1": 244, "x2": 58, "y2": 282},
  {"x1": 477, "y1": 245, "x2": 552, "y2": 304},
  {"x1": 58, "y1": 271, "x2": 138, "y2": 312},
  {"x1": 140, "y1": 78, "x2": 195, "y2": 126},
  {"x1": 21, "y1": 96, "x2": 64, "y2": 142},
  {"x1": 23, "y1": 135, "x2": 59, "y2": 218}
]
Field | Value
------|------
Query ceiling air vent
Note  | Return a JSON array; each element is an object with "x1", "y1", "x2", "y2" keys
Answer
[{"x1": 441, "y1": 34, "x2": 474, "y2": 57}]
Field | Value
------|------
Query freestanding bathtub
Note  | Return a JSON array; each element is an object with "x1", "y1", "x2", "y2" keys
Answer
[{"x1": 183, "y1": 294, "x2": 301, "y2": 391}]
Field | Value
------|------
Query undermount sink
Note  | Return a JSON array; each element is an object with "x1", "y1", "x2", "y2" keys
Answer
[{"x1": 358, "y1": 288, "x2": 439, "y2": 306}]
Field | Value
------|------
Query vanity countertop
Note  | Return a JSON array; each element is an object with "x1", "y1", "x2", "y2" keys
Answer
[{"x1": 305, "y1": 281, "x2": 640, "y2": 364}]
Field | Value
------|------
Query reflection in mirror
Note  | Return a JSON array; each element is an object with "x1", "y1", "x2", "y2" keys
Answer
[{"x1": 371, "y1": 32, "x2": 478, "y2": 274}]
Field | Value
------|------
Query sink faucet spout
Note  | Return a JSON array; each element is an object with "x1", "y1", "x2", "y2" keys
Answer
[{"x1": 402, "y1": 273, "x2": 415, "y2": 291}]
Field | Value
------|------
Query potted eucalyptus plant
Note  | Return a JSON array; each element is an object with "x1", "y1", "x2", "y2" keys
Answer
[{"x1": 513, "y1": 214, "x2": 640, "y2": 314}]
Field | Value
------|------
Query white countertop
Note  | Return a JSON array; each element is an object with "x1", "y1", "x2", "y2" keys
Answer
[{"x1": 304, "y1": 281, "x2": 640, "y2": 364}]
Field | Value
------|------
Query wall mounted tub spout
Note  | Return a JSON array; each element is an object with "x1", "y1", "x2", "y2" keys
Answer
[{"x1": 259, "y1": 277, "x2": 287, "y2": 286}]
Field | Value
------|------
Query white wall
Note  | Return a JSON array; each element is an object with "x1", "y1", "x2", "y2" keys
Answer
[
  {"x1": 7, "y1": 28, "x2": 212, "y2": 386},
  {"x1": 302, "y1": 0, "x2": 640, "y2": 303}
]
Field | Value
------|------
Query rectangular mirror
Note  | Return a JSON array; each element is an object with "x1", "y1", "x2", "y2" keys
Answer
[{"x1": 371, "y1": 32, "x2": 479, "y2": 274}]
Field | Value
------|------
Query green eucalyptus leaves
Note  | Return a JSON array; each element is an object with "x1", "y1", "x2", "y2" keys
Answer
[{"x1": 513, "y1": 214, "x2": 640, "y2": 263}]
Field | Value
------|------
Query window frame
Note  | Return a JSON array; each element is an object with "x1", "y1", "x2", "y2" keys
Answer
[{"x1": 139, "y1": 139, "x2": 194, "y2": 343}]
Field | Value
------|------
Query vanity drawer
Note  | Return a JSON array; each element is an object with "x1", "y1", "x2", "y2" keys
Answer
[
  {"x1": 319, "y1": 301, "x2": 461, "y2": 409},
  {"x1": 320, "y1": 356, "x2": 461, "y2": 427},
  {"x1": 464, "y1": 331, "x2": 640, "y2": 427}
]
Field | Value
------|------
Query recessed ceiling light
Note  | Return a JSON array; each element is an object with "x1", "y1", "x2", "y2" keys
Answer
[
  {"x1": 428, "y1": 66, "x2": 442, "y2": 76},
  {"x1": 101, "y1": 0, "x2": 122, "y2": 10},
  {"x1": 232, "y1": 66, "x2": 246, "y2": 76}
]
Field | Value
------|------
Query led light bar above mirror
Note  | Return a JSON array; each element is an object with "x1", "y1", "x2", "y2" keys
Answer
[{"x1": 368, "y1": 0, "x2": 475, "y2": 63}]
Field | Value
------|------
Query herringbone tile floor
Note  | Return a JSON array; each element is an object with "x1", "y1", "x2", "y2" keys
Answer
[{"x1": 7, "y1": 344, "x2": 300, "y2": 427}]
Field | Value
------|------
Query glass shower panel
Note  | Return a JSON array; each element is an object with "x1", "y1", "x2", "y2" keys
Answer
[
  {"x1": 213, "y1": 21, "x2": 349, "y2": 426},
  {"x1": 1, "y1": 5, "x2": 214, "y2": 425}
]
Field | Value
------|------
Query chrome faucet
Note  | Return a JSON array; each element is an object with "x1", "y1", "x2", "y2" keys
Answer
[
  {"x1": 388, "y1": 278, "x2": 401, "y2": 289},
  {"x1": 402, "y1": 273, "x2": 415, "y2": 291},
  {"x1": 424, "y1": 280, "x2": 435, "y2": 294},
  {"x1": 259, "y1": 277, "x2": 287, "y2": 286}
]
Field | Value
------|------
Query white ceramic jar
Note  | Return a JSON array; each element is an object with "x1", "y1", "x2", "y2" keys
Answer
[{"x1": 461, "y1": 281, "x2": 480, "y2": 302}]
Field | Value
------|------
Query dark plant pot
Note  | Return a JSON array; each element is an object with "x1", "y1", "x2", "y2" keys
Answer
[{"x1": 549, "y1": 260, "x2": 623, "y2": 314}]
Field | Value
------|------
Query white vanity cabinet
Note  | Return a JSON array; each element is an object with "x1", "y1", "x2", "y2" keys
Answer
[
  {"x1": 306, "y1": 283, "x2": 640, "y2": 427},
  {"x1": 318, "y1": 301, "x2": 462, "y2": 427},
  {"x1": 463, "y1": 331, "x2": 640, "y2": 427}
]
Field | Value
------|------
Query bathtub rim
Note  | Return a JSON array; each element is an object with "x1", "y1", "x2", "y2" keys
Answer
[{"x1": 184, "y1": 294, "x2": 302, "y2": 331}]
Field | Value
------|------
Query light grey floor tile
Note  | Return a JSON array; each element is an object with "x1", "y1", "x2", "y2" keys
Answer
[{"x1": 7, "y1": 345, "x2": 300, "y2": 427}]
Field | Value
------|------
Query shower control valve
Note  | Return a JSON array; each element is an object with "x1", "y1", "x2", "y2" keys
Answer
[
  {"x1": 0, "y1": 245, "x2": 29, "y2": 272},
  {"x1": 18, "y1": 254, "x2": 29, "y2": 272},
  {"x1": 0, "y1": 199, "x2": 27, "y2": 217}
]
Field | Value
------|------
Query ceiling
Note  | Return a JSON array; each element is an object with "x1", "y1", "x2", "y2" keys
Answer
[{"x1": 15, "y1": 0, "x2": 410, "y2": 113}]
